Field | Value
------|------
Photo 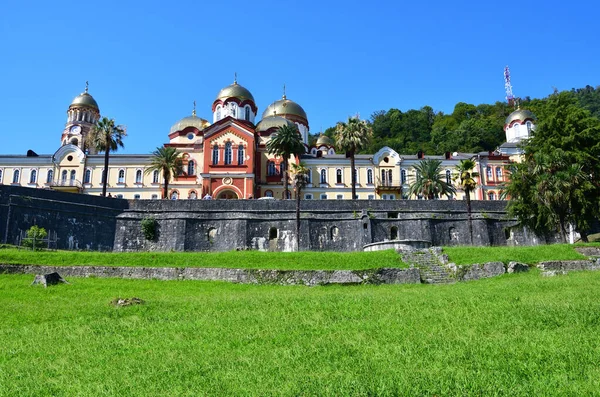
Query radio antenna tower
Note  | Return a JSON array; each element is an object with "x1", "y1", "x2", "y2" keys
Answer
[{"x1": 504, "y1": 65, "x2": 515, "y2": 107}]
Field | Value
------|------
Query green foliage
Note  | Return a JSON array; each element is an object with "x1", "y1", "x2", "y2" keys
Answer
[
  {"x1": 21, "y1": 225, "x2": 47, "y2": 249},
  {"x1": 266, "y1": 124, "x2": 305, "y2": 198},
  {"x1": 140, "y1": 217, "x2": 158, "y2": 241},
  {"x1": 409, "y1": 159, "x2": 456, "y2": 199},
  {"x1": 335, "y1": 117, "x2": 373, "y2": 199},
  {"x1": 3, "y1": 271, "x2": 600, "y2": 395},
  {"x1": 89, "y1": 117, "x2": 127, "y2": 197},
  {"x1": 145, "y1": 146, "x2": 184, "y2": 199},
  {"x1": 443, "y1": 244, "x2": 587, "y2": 265}
]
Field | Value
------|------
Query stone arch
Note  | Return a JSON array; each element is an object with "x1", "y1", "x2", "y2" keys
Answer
[
  {"x1": 390, "y1": 226, "x2": 398, "y2": 240},
  {"x1": 213, "y1": 184, "x2": 242, "y2": 199}
]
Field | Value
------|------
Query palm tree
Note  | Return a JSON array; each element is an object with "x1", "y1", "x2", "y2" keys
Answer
[
  {"x1": 455, "y1": 159, "x2": 479, "y2": 244},
  {"x1": 335, "y1": 117, "x2": 373, "y2": 199},
  {"x1": 89, "y1": 117, "x2": 126, "y2": 196},
  {"x1": 409, "y1": 159, "x2": 456, "y2": 200},
  {"x1": 291, "y1": 162, "x2": 309, "y2": 251},
  {"x1": 266, "y1": 124, "x2": 305, "y2": 199},
  {"x1": 145, "y1": 146, "x2": 184, "y2": 199}
]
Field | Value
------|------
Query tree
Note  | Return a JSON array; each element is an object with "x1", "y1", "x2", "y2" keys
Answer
[
  {"x1": 89, "y1": 117, "x2": 127, "y2": 197},
  {"x1": 455, "y1": 159, "x2": 479, "y2": 243},
  {"x1": 291, "y1": 162, "x2": 309, "y2": 251},
  {"x1": 145, "y1": 146, "x2": 184, "y2": 199},
  {"x1": 505, "y1": 91, "x2": 600, "y2": 241},
  {"x1": 335, "y1": 117, "x2": 373, "y2": 199},
  {"x1": 409, "y1": 159, "x2": 456, "y2": 200},
  {"x1": 266, "y1": 124, "x2": 305, "y2": 199}
]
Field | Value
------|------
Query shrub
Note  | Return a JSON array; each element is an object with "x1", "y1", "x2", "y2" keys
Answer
[
  {"x1": 141, "y1": 217, "x2": 158, "y2": 241},
  {"x1": 22, "y1": 225, "x2": 47, "y2": 249}
]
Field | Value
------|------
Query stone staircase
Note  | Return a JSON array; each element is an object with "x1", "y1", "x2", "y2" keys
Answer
[{"x1": 400, "y1": 247, "x2": 455, "y2": 284}]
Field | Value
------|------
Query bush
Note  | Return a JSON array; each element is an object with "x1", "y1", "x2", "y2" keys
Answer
[
  {"x1": 141, "y1": 217, "x2": 158, "y2": 241},
  {"x1": 22, "y1": 225, "x2": 48, "y2": 249}
]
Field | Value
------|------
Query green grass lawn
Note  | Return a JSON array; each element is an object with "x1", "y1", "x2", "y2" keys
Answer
[
  {"x1": 2, "y1": 272, "x2": 600, "y2": 396},
  {"x1": 0, "y1": 248, "x2": 407, "y2": 271},
  {"x1": 443, "y1": 243, "x2": 595, "y2": 265}
]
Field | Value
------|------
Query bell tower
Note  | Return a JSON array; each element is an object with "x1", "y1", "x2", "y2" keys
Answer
[{"x1": 61, "y1": 82, "x2": 100, "y2": 153}]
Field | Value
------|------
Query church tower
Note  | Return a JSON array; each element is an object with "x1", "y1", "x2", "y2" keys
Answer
[{"x1": 61, "y1": 82, "x2": 100, "y2": 153}]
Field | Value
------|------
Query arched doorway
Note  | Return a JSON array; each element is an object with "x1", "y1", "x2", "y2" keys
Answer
[{"x1": 216, "y1": 190, "x2": 238, "y2": 200}]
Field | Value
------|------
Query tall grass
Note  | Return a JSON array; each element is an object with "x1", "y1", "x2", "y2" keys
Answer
[
  {"x1": 2, "y1": 272, "x2": 600, "y2": 396},
  {"x1": 443, "y1": 244, "x2": 589, "y2": 265}
]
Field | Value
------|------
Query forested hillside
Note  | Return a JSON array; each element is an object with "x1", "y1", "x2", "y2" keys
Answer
[{"x1": 312, "y1": 85, "x2": 600, "y2": 155}]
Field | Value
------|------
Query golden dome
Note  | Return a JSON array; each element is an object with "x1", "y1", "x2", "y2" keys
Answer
[
  {"x1": 505, "y1": 108, "x2": 536, "y2": 125},
  {"x1": 316, "y1": 134, "x2": 332, "y2": 146},
  {"x1": 70, "y1": 92, "x2": 99, "y2": 110},
  {"x1": 262, "y1": 97, "x2": 307, "y2": 121},
  {"x1": 216, "y1": 82, "x2": 255, "y2": 103},
  {"x1": 170, "y1": 115, "x2": 210, "y2": 134},
  {"x1": 255, "y1": 116, "x2": 295, "y2": 133}
]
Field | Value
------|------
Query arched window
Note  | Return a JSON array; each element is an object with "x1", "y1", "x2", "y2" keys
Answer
[
  {"x1": 245, "y1": 107, "x2": 250, "y2": 121},
  {"x1": 514, "y1": 123, "x2": 520, "y2": 135},
  {"x1": 171, "y1": 191, "x2": 179, "y2": 200},
  {"x1": 496, "y1": 167, "x2": 502, "y2": 179},
  {"x1": 486, "y1": 166, "x2": 492, "y2": 180},
  {"x1": 367, "y1": 169, "x2": 373, "y2": 184},
  {"x1": 70, "y1": 138, "x2": 78, "y2": 146},
  {"x1": 526, "y1": 121, "x2": 532, "y2": 134},
  {"x1": 446, "y1": 170, "x2": 451, "y2": 185},
  {"x1": 336, "y1": 169, "x2": 342, "y2": 184},
  {"x1": 320, "y1": 169, "x2": 327, "y2": 184},
  {"x1": 70, "y1": 170, "x2": 76, "y2": 180},
  {"x1": 237, "y1": 144, "x2": 244, "y2": 165},
  {"x1": 135, "y1": 169, "x2": 143, "y2": 183},
  {"x1": 152, "y1": 170, "x2": 159, "y2": 183},
  {"x1": 47, "y1": 169, "x2": 53, "y2": 183},
  {"x1": 387, "y1": 170, "x2": 393, "y2": 184},
  {"x1": 12, "y1": 170, "x2": 20, "y2": 183},
  {"x1": 230, "y1": 105, "x2": 236, "y2": 118},
  {"x1": 61, "y1": 170, "x2": 68, "y2": 181},
  {"x1": 84, "y1": 169, "x2": 91, "y2": 184},
  {"x1": 212, "y1": 144, "x2": 219, "y2": 165},
  {"x1": 306, "y1": 168, "x2": 312, "y2": 184},
  {"x1": 189, "y1": 191, "x2": 197, "y2": 199},
  {"x1": 118, "y1": 169, "x2": 125, "y2": 183},
  {"x1": 265, "y1": 190, "x2": 273, "y2": 197},
  {"x1": 267, "y1": 161, "x2": 276, "y2": 176},
  {"x1": 400, "y1": 169, "x2": 406, "y2": 184},
  {"x1": 489, "y1": 192, "x2": 496, "y2": 201},
  {"x1": 216, "y1": 107, "x2": 221, "y2": 120},
  {"x1": 187, "y1": 161, "x2": 195, "y2": 176},
  {"x1": 29, "y1": 170, "x2": 37, "y2": 184},
  {"x1": 381, "y1": 169, "x2": 387, "y2": 184}
]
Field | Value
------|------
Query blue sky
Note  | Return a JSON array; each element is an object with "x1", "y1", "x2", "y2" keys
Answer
[{"x1": 1, "y1": 0, "x2": 598, "y2": 155}]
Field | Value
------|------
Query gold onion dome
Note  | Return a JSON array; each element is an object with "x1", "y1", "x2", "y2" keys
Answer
[
  {"x1": 505, "y1": 108, "x2": 535, "y2": 125},
  {"x1": 316, "y1": 134, "x2": 332, "y2": 146},
  {"x1": 216, "y1": 82, "x2": 255, "y2": 103},
  {"x1": 255, "y1": 116, "x2": 295, "y2": 133},
  {"x1": 170, "y1": 114, "x2": 209, "y2": 134},
  {"x1": 262, "y1": 98, "x2": 307, "y2": 121},
  {"x1": 70, "y1": 92, "x2": 99, "y2": 110}
]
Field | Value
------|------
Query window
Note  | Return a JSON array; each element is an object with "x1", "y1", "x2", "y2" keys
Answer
[
  {"x1": 29, "y1": 169, "x2": 37, "y2": 184},
  {"x1": 135, "y1": 169, "x2": 143, "y2": 183},
  {"x1": 152, "y1": 170, "x2": 159, "y2": 183},
  {"x1": 84, "y1": 169, "x2": 91, "y2": 184},
  {"x1": 368, "y1": 194, "x2": 375, "y2": 200},
  {"x1": 61, "y1": 170, "x2": 68, "y2": 181},
  {"x1": 265, "y1": 190, "x2": 273, "y2": 197},
  {"x1": 245, "y1": 107, "x2": 250, "y2": 121},
  {"x1": 304, "y1": 193, "x2": 313, "y2": 199},
  {"x1": 116, "y1": 194, "x2": 123, "y2": 199},
  {"x1": 401, "y1": 169, "x2": 407, "y2": 184},
  {"x1": 118, "y1": 169, "x2": 125, "y2": 183},
  {"x1": 389, "y1": 194, "x2": 395, "y2": 200},
  {"x1": 446, "y1": 170, "x2": 451, "y2": 185},
  {"x1": 171, "y1": 191, "x2": 179, "y2": 200},
  {"x1": 336, "y1": 194, "x2": 343, "y2": 200},
  {"x1": 187, "y1": 161, "x2": 195, "y2": 176},
  {"x1": 267, "y1": 161, "x2": 277, "y2": 176},
  {"x1": 320, "y1": 169, "x2": 327, "y2": 184},
  {"x1": 320, "y1": 193, "x2": 327, "y2": 200},
  {"x1": 489, "y1": 192, "x2": 496, "y2": 201},
  {"x1": 70, "y1": 170, "x2": 76, "y2": 181},
  {"x1": 306, "y1": 168, "x2": 312, "y2": 184},
  {"x1": 367, "y1": 169, "x2": 373, "y2": 184},
  {"x1": 212, "y1": 144, "x2": 219, "y2": 165},
  {"x1": 189, "y1": 191, "x2": 197, "y2": 199},
  {"x1": 486, "y1": 166, "x2": 492, "y2": 180},
  {"x1": 238, "y1": 144, "x2": 244, "y2": 165},
  {"x1": 382, "y1": 194, "x2": 387, "y2": 200},
  {"x1": 47, "y1": 169, "x2": 53, "y2": 183},
  {"x1": 526, "y1": 121, "x2": 532, "y2": 134},
  {"x1": 387, "y1": 170, "x2": 393, "y2": 184},
  {"x1": 381, "y1": 169, "x2": 386, "y2": 184},
  {"x1": 216, "y1": 107, "x2": 221, "y2": 120},
  {"x1": 151, "y1": 194, "x2": 158, "y2": 199},
  {"x1": 230, "y1": 104, "x2": 236, "y2": 118},
  {"x1": 336, "y1": 169, "x2": 342, "y2": 184},
  {"x1": 224, "y1": 142, "x2": 232, "y2": 165},
  {"x1": 134, "y1": 194, "x2": 141, "y2": 200},
  {"x1": 514, "y1": 123, "x2": 520, "y2": 135},
  {"x1": 496, "y1": 167, "x2": 502, "y2": 179}
]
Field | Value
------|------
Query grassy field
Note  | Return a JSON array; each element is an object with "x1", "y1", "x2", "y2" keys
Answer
[
  {"x1": 0, "y1": 248, "x2": 407, "y2": 271},
  {"x1": 2, "y1": 271, "x2": 600, "y2": 396}
]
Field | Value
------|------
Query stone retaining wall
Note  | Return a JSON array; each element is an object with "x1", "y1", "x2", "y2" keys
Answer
[{"x1": 0, "y1": 264, "x2": 421, "y2": 286}]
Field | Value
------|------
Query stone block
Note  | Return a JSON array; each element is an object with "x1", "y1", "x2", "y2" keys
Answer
[{"x1": 507, "y1": 261, "x2": 529, "y2": 273}]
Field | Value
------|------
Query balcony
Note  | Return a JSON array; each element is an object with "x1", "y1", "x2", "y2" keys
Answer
[
  {"x1": 49, "y1": 179, "x2": 83, "y2": 193},
  {"x1": 375, "y1": 178, "x2": 402, "y2": 193}
]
